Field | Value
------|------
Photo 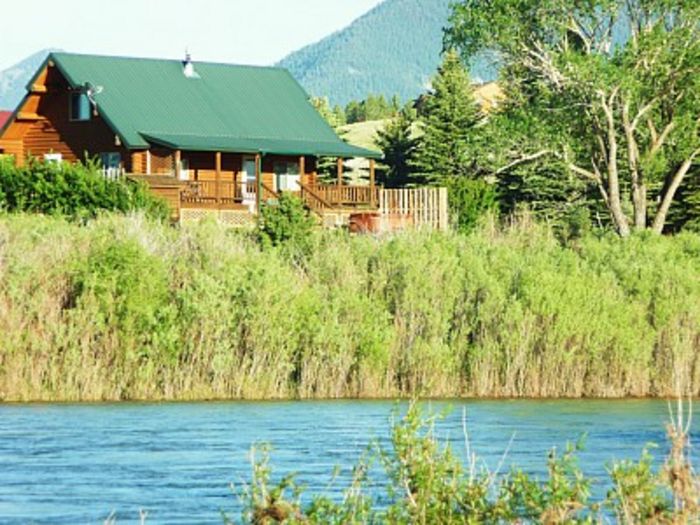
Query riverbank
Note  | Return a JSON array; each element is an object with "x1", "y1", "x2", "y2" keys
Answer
[{"x1": 1, "y1": 213, "x2": 699, "y2": 401}]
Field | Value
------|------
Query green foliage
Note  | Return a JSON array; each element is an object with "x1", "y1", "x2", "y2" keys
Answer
[
  {"x1": 1, "y1": 214, "x2": 700, "y2": 402},
  {"x1": 0, "y1": 157, "x2": 168, "y2": 221},
  {"x1": 375, "y1": 105, "x2": 419, "y2": 188},
  {"x1": 310, "y1": 97, "x2": 346, "y2": 128},
  {"x1": 606, "y1": 447, "x2": 673, "y2": 523},
  {"x1": 231, "y1": 403, "x2": 698, "y2": 523},
  {"x1": 345, "y1": 93, "x2": 401, "y2": 124},
  {"x1": 258, "y1": 193, "x2": 316, "y2": 252},
  {"x1": 445, "y1": 0, "x2": 700, "y2": 235},
  {"x1": 413, "y1": 50, "x2": 483, "y2": 184},
  {"x1": 444, "y1": 177, "x2": 498, "y2": 232}
]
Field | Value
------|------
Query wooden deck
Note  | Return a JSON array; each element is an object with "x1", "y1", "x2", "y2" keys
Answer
[{"x1": 128, "y1": 174, "x2": 448, "y2": 232}]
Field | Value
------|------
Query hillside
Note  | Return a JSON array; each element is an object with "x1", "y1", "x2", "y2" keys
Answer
[
  {"x1": 340, "y1": 82, "x2": 502, "y2": 154},
  {"x1": 0, "y1": 50, "x2": 56, "y2": 111},
  {"x1": 277, "y1": 0, "x2": 493, "y2": 106}
]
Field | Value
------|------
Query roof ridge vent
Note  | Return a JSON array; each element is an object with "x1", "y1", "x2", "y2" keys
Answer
[{"x1": 183, "y1": 51, "x2": 199, "y2": 79}]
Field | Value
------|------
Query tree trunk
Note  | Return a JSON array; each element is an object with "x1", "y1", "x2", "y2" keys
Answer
[
  {"x1": 623, "y1": 102, "x2": 647, "y2": 230},
  {"x1": 601, "y1": 90, "x2": 631, "y2": 237},
  {"x1": 651, "y1": 155, "x2": 697, "y2": 234},
  {"x1": 632, "y1": 185, "x2": 647, "y2": 230}
]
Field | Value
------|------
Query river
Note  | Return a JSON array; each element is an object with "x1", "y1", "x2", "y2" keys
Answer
[{"x1": 0, "y1": 399, "x2": 695, "y2": 524}]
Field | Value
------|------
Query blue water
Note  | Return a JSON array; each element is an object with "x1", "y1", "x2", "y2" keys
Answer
[{"x1": 0, "y1": 400, "x2": 695, "y2": 524}]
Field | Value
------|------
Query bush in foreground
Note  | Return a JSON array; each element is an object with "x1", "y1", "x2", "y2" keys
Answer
[{"x1": 229, "y1": 403, "x2": 699, "y2": 524}]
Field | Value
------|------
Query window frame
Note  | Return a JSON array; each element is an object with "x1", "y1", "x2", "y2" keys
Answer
[{"x1": 69, "y1": 92, "x2": 92, "y2": 122}]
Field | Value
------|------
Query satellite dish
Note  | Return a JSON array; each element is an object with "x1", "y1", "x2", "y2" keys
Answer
[{"x1": 84, "y1": 82, "x2": 104, "y2": 107}]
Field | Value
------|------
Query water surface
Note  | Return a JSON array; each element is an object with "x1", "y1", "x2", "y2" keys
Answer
[{"x1": 0, "y1": 400, "x2": 694, "y2": 524}]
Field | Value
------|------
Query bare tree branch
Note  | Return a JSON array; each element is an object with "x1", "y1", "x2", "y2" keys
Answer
[{"x1": 495, "y1": 150, "x2": 552, "y2": 174}]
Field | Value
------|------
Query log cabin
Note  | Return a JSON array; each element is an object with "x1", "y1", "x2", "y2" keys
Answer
[{"x1": 0, "y1": 52, "x2": 381, "y2": 224}]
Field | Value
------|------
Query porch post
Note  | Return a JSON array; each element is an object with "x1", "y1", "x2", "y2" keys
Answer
[
  {"x1": 174, "y1": 149, "x2": 182, "y2": 179},
  {"x1": 215, "y1": 151, "x2": 222, "y2": 204},
  {"x1": 336, "y1": 157, "x2": 343, "y2": 205},
  {"x1": 369, "y1": 158, "x2": 376, "y2": 207},
  {"x1": 299, "y1": 155, "x2": 305, "y2": 186},
  {"x1": 336, "y1": 157, "x2": 343, "y2": 186},
  {"x1": 255, "y1": 153, "x2": 262, "y2": 214}
]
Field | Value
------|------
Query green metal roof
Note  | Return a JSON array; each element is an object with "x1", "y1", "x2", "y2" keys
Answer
[{"x1": 47, "y1": 52, "x2": 380, "y2": 159}]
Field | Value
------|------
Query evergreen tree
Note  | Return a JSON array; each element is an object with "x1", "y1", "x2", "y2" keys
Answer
[
  {"x1": 310, "y1": 96, "x2": 342, "y2": 128},
  {"x1": 345, "y1": 100, "x2": 363, "y2": 124},
  {"x1": 332, "y1": 105, "x2": 347, "y2": 127},
  {"x1": 413, "y1": 50, "x2": 482, "y2": 183},
  {"x1": 390, "y1": 95, "x2": 401, "y2": 115},
  {"x1": 310, "y1": 97, "x2": 346, "y2": 182},
  {"x1": 375, "y1": 105, "x2": 418, "y2": 188}
]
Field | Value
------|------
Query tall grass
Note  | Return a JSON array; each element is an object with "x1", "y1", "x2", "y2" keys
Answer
[{"x1": 0, "y1": 213, "x2": 699, "y2": 401}]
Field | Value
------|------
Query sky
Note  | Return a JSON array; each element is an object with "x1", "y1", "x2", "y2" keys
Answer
[{"x1": 0, "y1": 0, "x2": 384, "y2": 71}]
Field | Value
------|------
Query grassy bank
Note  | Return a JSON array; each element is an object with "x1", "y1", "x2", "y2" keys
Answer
[{"x1": 1, "y1": 213, "x2": 699, "y2": 401}]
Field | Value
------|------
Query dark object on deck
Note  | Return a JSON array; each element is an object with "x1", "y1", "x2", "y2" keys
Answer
[
  {"x1": 349, "y1": 212, "x2": 381, "y2": 233},
  {"x1": 349, "y1": 212, "x2": 413, "y2": 234}
]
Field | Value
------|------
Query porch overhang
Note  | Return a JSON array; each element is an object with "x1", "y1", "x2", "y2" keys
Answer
[{"x1": 140, "y1": 132, "x2": 382, "y2": 159}]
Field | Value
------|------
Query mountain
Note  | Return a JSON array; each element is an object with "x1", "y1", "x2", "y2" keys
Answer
[
  {"x1": 277, "y1": 0, "x2": 492, "y2": 106},
  {"x1": 0, "y1": 49, "x2": 57, "y2": 110}
]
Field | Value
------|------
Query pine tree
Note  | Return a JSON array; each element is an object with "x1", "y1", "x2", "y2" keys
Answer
[
  {"x1": 375, "y1": 105, "x2": 418, "y2": 188},
  {"x1": 332, "y1": 105, "x2": 347, "y2": 126},
  {"x1": 390, "y1": 95, "x2": 401, "y2": 116},
  {"x1": 345, "y1": 100, "x2": 363, "y2": 124},
  {"x1": 413, "y1": 50, "x2": 482, "y2": 183}
]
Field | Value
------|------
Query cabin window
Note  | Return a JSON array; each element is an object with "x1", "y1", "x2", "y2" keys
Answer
[
  {"x1": 274, "y1": 161, "x2": 300, "y2": 192},
  {"x1": 70, "y1": 92, "x2": 91, "y2": 121},
  {"x1": 100, "y1": 152, "x2": 121, "y2": 169},
  {"x1": 44, "y1": 153, "x2": 62, "y2": 164}
]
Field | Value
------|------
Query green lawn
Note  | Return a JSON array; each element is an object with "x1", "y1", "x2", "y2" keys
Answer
[{"x1": 339, "y1": 119, "x2": 386, "y2": 152}]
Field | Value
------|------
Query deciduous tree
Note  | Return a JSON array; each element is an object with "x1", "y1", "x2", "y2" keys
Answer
[{"x1": 447, "y1": 0, "x2": 700, "y2": 236}]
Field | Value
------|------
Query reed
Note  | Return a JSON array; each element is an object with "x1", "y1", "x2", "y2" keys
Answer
[{"x1": 0, "y1": 213, "x2": 699, "y2": 401}]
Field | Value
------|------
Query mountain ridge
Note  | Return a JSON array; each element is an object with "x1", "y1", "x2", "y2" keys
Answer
[{"x1": 277, "y1": 0, "x2": 469, "y2": 106}]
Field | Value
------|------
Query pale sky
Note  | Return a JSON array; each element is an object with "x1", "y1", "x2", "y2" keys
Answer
[{"x1": 0, "y1": 0, "x2": 384, "y2": 71}]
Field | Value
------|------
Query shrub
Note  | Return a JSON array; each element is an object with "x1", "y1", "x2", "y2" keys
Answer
[
  {"x1": 445, "y1": 177, "x2": 498, "y2": 232},
  {"x1": 0, "y1": 157, "x2": 169, "y2": 220},
  {"x1": 230, "y1": 403, "x2": 699, "y2": 524},
  {"x1": 258, "y1": 193, "x2": 316, "y2": 251}
]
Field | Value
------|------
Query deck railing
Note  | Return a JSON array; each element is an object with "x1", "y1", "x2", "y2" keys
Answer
[
  {"x1": 181, "y1": 181, "x2": 243, "y2": 204},
  {"x1": 305, "y1": 183, "x2": 379, "y2": 207},
  {"x1": 298, "y1": 182, "x2": 334, "y2": 215},
  {"x1": 379, "y1": 187, "x2": 449, "y2": 231},
  {"x1": 101, "y1": 167, "x2": 125, "y2": 180}
]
